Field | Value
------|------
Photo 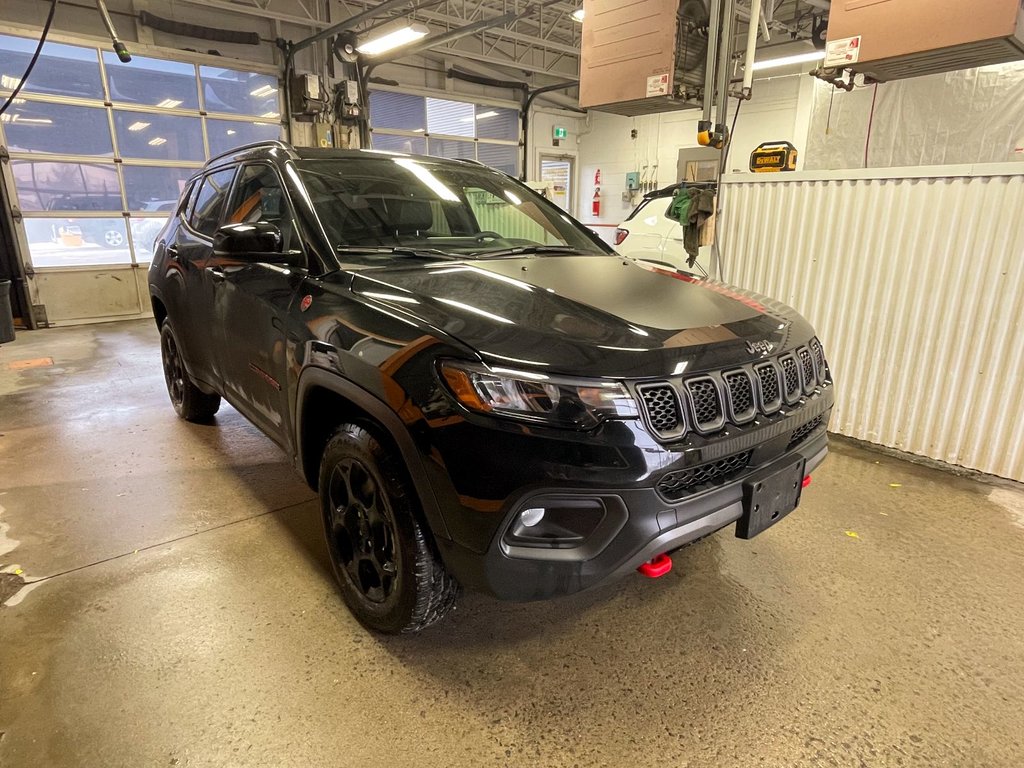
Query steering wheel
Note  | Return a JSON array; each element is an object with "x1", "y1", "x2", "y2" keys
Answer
[{"x1": 474, "y1": 231, "x2": 503, "y2": 243}]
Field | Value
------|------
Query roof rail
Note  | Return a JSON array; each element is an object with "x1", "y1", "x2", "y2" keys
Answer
[{"x1": 206, "y1": 139, "x2": 297, "y2": 165}]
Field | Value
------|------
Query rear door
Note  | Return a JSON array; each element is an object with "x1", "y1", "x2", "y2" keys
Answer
[
  {"x1": 163, "y1": 166, "x2": 236, "y2": 387},
  {"x1": 208, "y1": 162, "x2": 305, "y2": 449}
]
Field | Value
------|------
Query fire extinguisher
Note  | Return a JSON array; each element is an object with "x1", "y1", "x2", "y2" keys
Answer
[{"x1": 592, "y1": 187, "x2": 601, "y2": 217}]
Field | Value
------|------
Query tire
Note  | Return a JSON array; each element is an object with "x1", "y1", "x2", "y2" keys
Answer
[
  {"x1": 100, "y1": 229, "x2": 125, "y2": 248},
  {"x1": 319, "y1": 424, "x2": 459, "y2": 633},
  {"x1": 159, "y1": 319, "x2": 221, "y2": 421}
]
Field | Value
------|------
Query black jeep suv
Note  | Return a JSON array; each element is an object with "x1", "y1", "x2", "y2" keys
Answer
[{"x1": 149, "y1": 141, "x2": 833, "y2": 633}]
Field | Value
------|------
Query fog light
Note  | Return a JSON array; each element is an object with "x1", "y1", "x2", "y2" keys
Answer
[{"x1": 519, "y1": 507, "x2": 545, "y2": 527}]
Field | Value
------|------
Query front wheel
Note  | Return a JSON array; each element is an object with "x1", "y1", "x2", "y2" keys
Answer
[
  {"x1": 160, "y1": 319, "x2": 221, "y2": 421},
  {"x1": 319, "y1": 424, "x2": 459, "y2": 633}
]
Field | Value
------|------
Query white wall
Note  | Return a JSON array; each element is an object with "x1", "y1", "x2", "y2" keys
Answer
[{"x1": 575, "y1": 74, "x2": 805, "y2": 227}]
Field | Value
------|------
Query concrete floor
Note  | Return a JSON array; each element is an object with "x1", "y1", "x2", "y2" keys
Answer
[{"x1": 1, "y1": 320, "x2": 1023, "y2": 768}]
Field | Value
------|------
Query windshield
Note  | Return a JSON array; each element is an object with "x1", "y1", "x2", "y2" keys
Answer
[{"x1": 295, "y1": 156, "x2": 610, "y2": 261}]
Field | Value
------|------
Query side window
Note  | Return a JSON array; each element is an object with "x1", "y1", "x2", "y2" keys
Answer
[
  {"x1": 225, "y1": 164, "x2": 296, "y2": 249},
  {"x1": 188, "y1": 168, "x2": 236, "y2": 237}
]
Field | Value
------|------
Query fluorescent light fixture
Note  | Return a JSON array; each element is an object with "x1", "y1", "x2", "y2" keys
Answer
[
  {"x1": 0, "y1": 115, "x2": 52, "y2": 124},
  {"x1": 156, "y1": 98, "x2": 182, "y2": 109},
  {"x1": 357, "y1": 22, "x2": 430, "y2": 56},
  {"x1": 394, "y1": 158, "x2": 459, "y2": 202},
  {"x1": 749, "y1": 50, "x2": 825, "y2": 71},
  {"x1": 226, "y1": 129, "x2": 236, "y2": 135},
  {"x1": 463, "y1": 110, "x2": 498, "y2": 122},
  {"x1": 127, "y1": 121, "x2": 150, "y2": 131},
  {"x1": 260, "y1": 111, "x2": 280, "y2": 118},
  {"x1": 413, "y1": 128, "x2": 425, "y2": 133},
  {"x1": 571, "y1": 8, "x2": 584, "y2": 22},
  {"x1": 148, "y1": 137, "x2": 167, "y2": 146},
  {"x1": 1, "y1": 74, "x2": 20, "y2": 89},
  {"x1": 249, "y1": 84, "x2": 275, "y2": 98}
]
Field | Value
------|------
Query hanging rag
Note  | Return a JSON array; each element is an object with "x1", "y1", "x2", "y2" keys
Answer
[
  {"x1": 684, "y1": 188, "x2": 715, "y2": 265},
  {"x1": 667, "y1": 187, "x2": 692, "y2": 226}
]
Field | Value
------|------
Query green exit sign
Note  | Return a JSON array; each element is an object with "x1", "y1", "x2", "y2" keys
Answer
[{"x1": 553, "y1": 126, "x2": 568, "y2": 140}]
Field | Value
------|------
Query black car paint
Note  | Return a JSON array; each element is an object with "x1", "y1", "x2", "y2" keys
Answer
[{"x1": 149, "y1": 142, "x2": 832, "y2": 601}]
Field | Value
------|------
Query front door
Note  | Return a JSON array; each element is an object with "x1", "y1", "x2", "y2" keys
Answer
[
  {"x1": 539, "y1": 156, "x2": 574, "y2": 214},
  {"x1": 208, "y1": 163, "x2": 304, "y2": 449}
]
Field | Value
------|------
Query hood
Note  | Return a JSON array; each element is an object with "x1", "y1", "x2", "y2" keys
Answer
[{"x1": 346, "y1": 255, "x2": 813, "y2": 379}]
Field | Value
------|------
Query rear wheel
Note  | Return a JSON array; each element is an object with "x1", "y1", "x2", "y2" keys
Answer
[
  {"x1": 319, "y1": 424, "x2": 459, "y2": 633},
  {"x1": 160, "y1": 319, "x2": 221, "y2": 421}
]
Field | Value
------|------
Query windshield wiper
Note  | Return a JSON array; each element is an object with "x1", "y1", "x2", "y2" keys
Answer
[
  {"x1": 335, "y1": 246, "x2": 459, "y2": 261},
  {"x1": 470, "y1": 245, "x2": 586, "y2": 258}
]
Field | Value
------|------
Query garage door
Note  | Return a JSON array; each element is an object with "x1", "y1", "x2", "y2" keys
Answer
[
  {"x1": 368, "y1": 89, "x2": 520, "y2": 176},
  {"x1": 0, "y1": 33, "x2": 282, "y2": 324}
]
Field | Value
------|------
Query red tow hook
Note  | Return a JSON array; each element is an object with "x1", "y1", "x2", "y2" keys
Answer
[
  {"x1": 802, "y1": 475, "x2": 812, "y2": 488},
  {"x1": 637, "y1": 553, "x2": 673, "y2": 578}
]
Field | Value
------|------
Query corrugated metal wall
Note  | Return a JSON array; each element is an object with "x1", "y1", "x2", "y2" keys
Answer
[{"x1": 719, "y1": 169, "x2": 1024, "y2": 482}]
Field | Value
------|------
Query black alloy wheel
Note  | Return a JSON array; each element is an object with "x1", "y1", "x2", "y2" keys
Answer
[
  {"x1": 318, "y1": 424, "x2": 459, "y2": 633},
  {"x1": 159, "y1": 319, "x2": 221, "y2": 421},
  {"x1": 326, "y1": 457, "x2": 399, "y2": 604}
]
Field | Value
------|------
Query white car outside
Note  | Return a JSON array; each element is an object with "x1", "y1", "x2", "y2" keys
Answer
[{"x1": 615, "y1": 192, "x2": 713, "y2": 276}]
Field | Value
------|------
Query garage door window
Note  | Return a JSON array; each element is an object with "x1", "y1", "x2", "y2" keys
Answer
[
  {"x1": 369, "y1": 91, "x2": 520, "y2": 176},
  {"x1": 0, "y1": 32, "x2": 282, "y2": 269}
]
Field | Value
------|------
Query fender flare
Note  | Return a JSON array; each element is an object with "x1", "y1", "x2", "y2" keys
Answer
[{"x1": 294, "y1": 366, "x2": 451, "y2": 541}]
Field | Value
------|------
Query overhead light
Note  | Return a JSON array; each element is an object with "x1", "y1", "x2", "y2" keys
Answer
[
  {"x1": 156, "y1": 98, "x2": 182, "y2": 109},
  {"x1": 357, "y1": 22, "x2": 430, "y2": 56},
  {"x1": 249, "y1": 84, "x2": 275, "y2": 98},
  {"x1": 148, "y1": 137, "x2": 167, "y2": 146},
  {"x1": 413, "y1": 128, "x2": 425, "y2": 133},
  {"x1": 0, "y1": 115, "x2": 53, "y2": 125},
  {"x1": 260, "y1": 111, "x2": 280, "y2": 118},
  {"x1": 571, "y1": 8, "x2": 584, "y2": 22},
  {"x1": 1, "y1": 74, "x2": 19, "y2": 89},
  {"x1": 464, "y1": 110, "x2": 498, "y2": 122},
  {"x1": 127, "y1": 121, "x2": 150, "y2": 131},
  {"x1": 749, "y1": 50, "x2": 826, "y2": 71},
  {"x1": 226, "y1": 129, "x2": 236, "y2": 135}
]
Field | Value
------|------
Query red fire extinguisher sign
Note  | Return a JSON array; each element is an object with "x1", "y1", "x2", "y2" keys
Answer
[{"x1": 594, "y1": 169, "x2": 602, "y2": 185}]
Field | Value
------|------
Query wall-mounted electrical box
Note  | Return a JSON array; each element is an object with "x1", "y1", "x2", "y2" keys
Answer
[
  {"x1": 579, "y1": 0, "x2": 710, "y2": 116},
  {"x1": 826, "y1": 0, "x2": 1024, "y2": 81},
  {"x1": 625, "y1": 172, "x2": 641, "y2": 191},
  {"x1": 290, "y1": 72, "x2": 327, "y2": 115}
]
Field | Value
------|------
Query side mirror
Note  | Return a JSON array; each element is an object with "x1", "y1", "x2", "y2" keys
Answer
[{"x1": 213, "y1": 222, "x2": 284, "y2": 260}]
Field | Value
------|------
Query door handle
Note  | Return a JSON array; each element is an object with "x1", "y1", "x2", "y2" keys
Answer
[{"x1": 205, "y1": 265, "x2": 225, "y2": 281}]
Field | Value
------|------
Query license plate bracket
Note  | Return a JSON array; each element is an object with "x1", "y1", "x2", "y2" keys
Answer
[{"x1": 736, "y1": 456, "x2": 806, "y2": 539}]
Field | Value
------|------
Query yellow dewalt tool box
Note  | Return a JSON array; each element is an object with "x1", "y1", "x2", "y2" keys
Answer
[{"x1": 749, "y1": 141, "x2": 798, "y2": 172}]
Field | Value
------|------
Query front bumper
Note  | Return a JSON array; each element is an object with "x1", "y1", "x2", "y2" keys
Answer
[{"x1": 436, "y1": 427, "x2": 829, "y2": 602}]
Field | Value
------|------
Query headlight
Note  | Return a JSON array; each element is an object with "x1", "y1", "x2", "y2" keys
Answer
[{"x1": 439, "y1": 360, "x2": 638, "y2": 429}]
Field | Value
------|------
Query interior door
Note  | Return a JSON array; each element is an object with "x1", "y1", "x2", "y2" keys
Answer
[
  {"x1": 539, "y1": 156, "x2": 574, "y2": 214},
  {"x1": 209, "y1": 163, "x2": 303, "y2": 448}
]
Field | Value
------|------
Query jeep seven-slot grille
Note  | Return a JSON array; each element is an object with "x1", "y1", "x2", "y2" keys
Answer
[
  {"x1": 780, "y1": 355, "x2": 801, "y2": 402},
  {"x1": 634, "y1": 338, "x2": 831, "y2": 442},
  {"x1": 685, "y1": 377, "x2": 724, "y2": 432},
  {"x1": 797, "y1": 347, "x2": 816, "y2": 394},
  {"x1": 723, "y1": 370, "x2": 756, "y2": 422},
  {"x1": 656, "y1": 451, "x2": 753, "y2": 501},
  {"x1": 637, "y1": 384, "x2": 682, "y2": 437},
  {"x1": 810, "y1": 338, "x2": 828, "y2": 384},
  {"x1": 755, "y1": 362, "x2": 782, "y2": 411}
]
